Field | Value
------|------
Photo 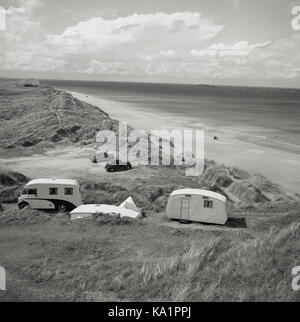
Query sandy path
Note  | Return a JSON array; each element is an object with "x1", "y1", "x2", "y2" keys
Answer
[
  {"x1": 0, "y1": 146, "x2": 105, "y2": 181},
  {"x1": 53, "y1": 93, "x2": 64, "y2": 128}
]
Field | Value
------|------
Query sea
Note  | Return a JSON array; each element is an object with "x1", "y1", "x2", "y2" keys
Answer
[{"x1": 43, "y1": 79, "x2": 300, "y2": 147}]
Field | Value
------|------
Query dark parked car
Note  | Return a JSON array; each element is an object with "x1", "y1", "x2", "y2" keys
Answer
[{"x1": 105, "y1": 159, "x2": 132, "y2": 172}]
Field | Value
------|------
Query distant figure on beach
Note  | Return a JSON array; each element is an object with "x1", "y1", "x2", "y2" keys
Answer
[{"x1": 213, "y1": 136, "x2": 219, "y2": 141}]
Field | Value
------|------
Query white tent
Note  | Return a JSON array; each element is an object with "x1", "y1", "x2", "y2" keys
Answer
[
  {"x1": 119, "y1": 196, "x2": 141, "y2": 215},
  {"x1": 70, "y1": 202, "x2": 140, "y2": 220}
]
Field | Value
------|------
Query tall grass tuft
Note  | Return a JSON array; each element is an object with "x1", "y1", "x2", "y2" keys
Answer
[{"x1": 122, "y1": 223, "x2": 300, "y2": 301}]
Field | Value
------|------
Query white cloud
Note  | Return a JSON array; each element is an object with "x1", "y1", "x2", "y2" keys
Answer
[
  {"x1": 83, "y1": 60, "x2": 124, "y2": 75},
  {"x1": 191, "y1": 41, "x2": 271, "y2": 58},
  {"x1": 4, "y1": 2, "x2": 40, "y2": 43},
  {"x1": 1, "y1": 9, "x2": 224, "y2": 75},
  {"x1": 189, "y1": 36, "x2": 300, "y2": 80},
  {"x1": 1, "y1": 3, "x2": 300, "y2": 84},
  {"x1": 45, "y1": 12, "x2": 223, "y2": 55},
  {"x1": 232, "y1": 0, "x2": 240, "y2": 9},
  {"x1": 141, "y1": 49, "x2": 176, "y2": 61}
]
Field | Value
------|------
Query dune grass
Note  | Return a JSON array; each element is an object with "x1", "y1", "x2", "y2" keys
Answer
[
  {"x1": 1, "y1": 209, "x2": 299, "y2": 302},
  {"x1": 111, "y1": 222, "x2": 300, "y2": 302}
]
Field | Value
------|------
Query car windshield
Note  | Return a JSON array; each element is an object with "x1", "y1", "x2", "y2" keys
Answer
[{"x1": 108, "y1": 159, "x2": 128, "y2": 165}]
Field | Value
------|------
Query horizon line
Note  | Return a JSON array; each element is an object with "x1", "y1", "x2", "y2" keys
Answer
[{"x1": 1, "y1": 75, "x2": 300, "y2": 91}]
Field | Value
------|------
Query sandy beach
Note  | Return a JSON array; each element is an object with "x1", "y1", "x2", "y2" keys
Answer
[{"x1": 68, "y1": 90, "x2": 300, "y2": 195}]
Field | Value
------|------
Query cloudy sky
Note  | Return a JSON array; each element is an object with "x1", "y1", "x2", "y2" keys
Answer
[{"x1": 0, "y1": 0, "x2": 300, "y2": 87}]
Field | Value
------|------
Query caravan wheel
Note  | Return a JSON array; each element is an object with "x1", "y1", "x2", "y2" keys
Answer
[
  {"x1": 57, "y1": 204, "x2": 67, "y2": 213},
  {"x1": 18, "y1": 202, "x2": 29, "y2": 210}
]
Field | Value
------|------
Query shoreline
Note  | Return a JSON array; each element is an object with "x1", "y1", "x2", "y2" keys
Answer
[
  {"x1": 56, "y1": 89, "x2": 300, "y2": 194},
  {"x1": 66, "y1": 89, "x2": 300, "y2": 153}
]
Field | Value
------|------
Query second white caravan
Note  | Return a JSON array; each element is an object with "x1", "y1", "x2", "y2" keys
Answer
[{"x1": 166, "y1": 189, "x2": 228, "y2": 225}]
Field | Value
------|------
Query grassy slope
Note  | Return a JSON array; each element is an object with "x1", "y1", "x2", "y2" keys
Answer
[
  {"x1": 0, "y1": 205, "x2": 299, "y2": 302},
  {"x1": 0, "y1": 164, "x2": 299, "y2": 302},
  {"x1": 0, "y1": 79, "x2": 118, "y2": 151}
]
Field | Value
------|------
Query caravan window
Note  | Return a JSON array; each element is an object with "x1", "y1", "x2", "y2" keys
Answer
[
  {"x1": 28, "y1": 189, "x2": 37, "y2": 196},
  {"x1": 49, "y1": 188, "x2": 58, "y2": 195},
  {"x1": 64, "y1": 188, "x2": 73, "y2": 195},
  {"x1": 204, "y1": 200, "x2": 213, "y2": 208}
]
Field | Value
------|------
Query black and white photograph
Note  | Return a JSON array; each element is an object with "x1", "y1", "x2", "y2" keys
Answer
[{"x1": 0, "y1": 0, "x2": 300, "y2": 306}]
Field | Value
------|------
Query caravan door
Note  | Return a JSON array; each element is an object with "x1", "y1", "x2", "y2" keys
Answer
[{"x1": 180, "y1": 198, "x2": 190, "y2": 220}]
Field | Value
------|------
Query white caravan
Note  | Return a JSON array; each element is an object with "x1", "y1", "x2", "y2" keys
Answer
[
  {"x1": 18, "y1": 178, "x2": 82, "y2": 212},
  {"x1": 166, "y1": 189, "x2": 228, "y2": 225}
]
